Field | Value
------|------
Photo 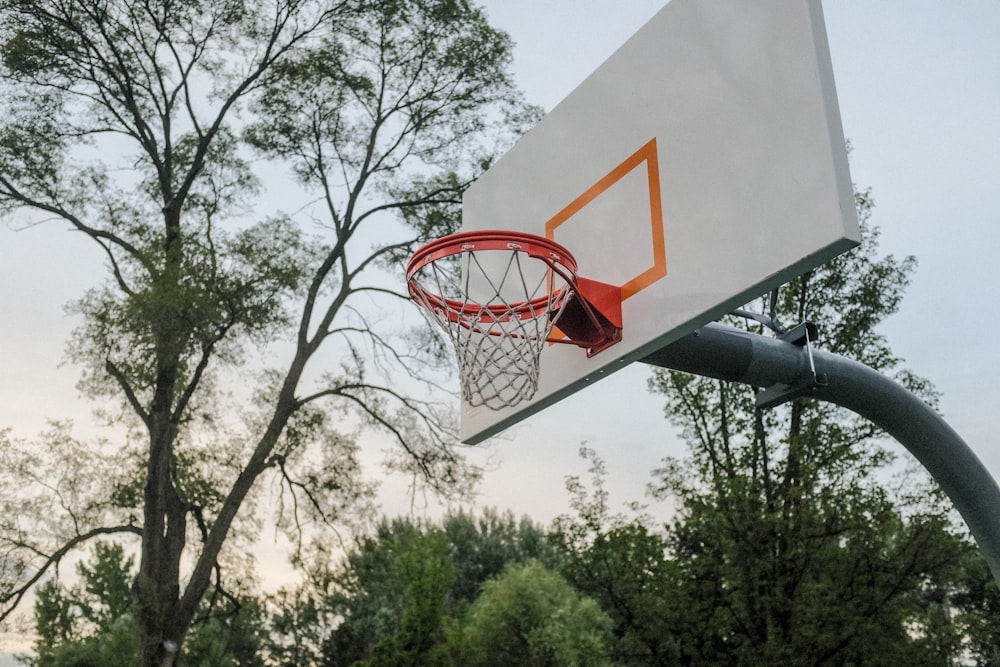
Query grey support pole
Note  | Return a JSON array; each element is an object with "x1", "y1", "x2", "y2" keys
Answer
[{"x1": 642, "y1": 322, "x2": 1000, "y2": 585}]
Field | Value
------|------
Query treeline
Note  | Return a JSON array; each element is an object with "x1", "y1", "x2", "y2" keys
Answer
[{"x1": 24, "y1": 461, "x2": 1000, "y2": 666}]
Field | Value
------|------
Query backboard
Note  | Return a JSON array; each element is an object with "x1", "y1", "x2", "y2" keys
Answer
[{"x1": 458, "y1": 0, "x2": 859, "y2": 443}]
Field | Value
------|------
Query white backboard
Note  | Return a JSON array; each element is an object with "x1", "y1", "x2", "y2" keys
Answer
[{"x1": 460, "y1": 0, "x2": 859, "y2": 443}]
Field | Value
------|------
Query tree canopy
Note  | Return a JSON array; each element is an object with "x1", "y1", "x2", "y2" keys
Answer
[
  {"x1": 0, "y1": 0, "x2": 536, "y2": 663},
  {"x1": 638, "y1": 194, "x2": 991, "y2": 665},
  {"x1": 24, "y1": 500, "x2": 1000, "y2": 666},
  {"x1": 283, "y1": 508, "x2": 560, "y2": 666}
]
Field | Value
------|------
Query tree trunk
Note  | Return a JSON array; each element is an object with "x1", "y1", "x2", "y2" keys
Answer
[{"x1": 134, "y1": 217, "x2": 191, "y2": 665}]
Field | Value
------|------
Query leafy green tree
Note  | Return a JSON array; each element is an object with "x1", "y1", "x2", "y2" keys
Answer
[
  {"x1": 947, "y1": 545, "x2": 1000, "y2": 666},
  {"x1": 446, "y1": 559, "x2": 614, "y2": 667},
  {"x1": 261, "y1": 586, "x2": 332, "y2": 667},
  {"x1": 318, "y1": 518, "x2": 422, "y2": 666},
  {"x1": 262, "y1": 509, "x2": 558, "y2": 666},
  {"x1": 355, "y1": 530, "x2": 456, "y2": 667},
  {"x1": 23, "y1": 541, "x2": 266, "y2": 666},
  {"x1": 27, "y1": 542, "x2": 139, "y2": 667},
  {"x1": 0, "y1": 0, "x2": 531, "y2": 663},
  {"x1": 646, "y1": 193, "x2": 976, "y2": 665},
  {"x1": 180, "y1": 600, "x2": 268, "y2": 667},
  {"x1": 442, "y1": 508, "x2": 565, "y2": 604},
  {"x1": 550, "y1": 447, "x2": 680, "y2": 666}
]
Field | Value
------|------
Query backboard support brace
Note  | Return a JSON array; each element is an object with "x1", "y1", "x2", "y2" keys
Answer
[{"x1": 555, "y1": 277, "x2": 623, "y2": 357}]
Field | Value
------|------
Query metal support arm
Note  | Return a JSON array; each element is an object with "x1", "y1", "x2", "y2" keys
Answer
[{"x1": 642, "y1": 322, "x2": 1000, "y2": 585}]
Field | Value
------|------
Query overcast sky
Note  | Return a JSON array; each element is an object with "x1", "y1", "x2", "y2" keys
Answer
[{"x1": 3, "y1": 0, "x2": 1000, "y2": 658}]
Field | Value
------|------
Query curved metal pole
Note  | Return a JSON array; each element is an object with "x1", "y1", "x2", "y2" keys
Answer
[{"x1": 642, "y1": 322, "x2": 1000, "y2": 584}]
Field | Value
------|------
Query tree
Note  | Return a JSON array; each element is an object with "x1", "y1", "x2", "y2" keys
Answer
[
  {"x1": 260, "y1": 585, "x2": 331, "y2": 667},
  {"x1": 646, "y1": 191, "x2": 977, "y2": 665},
  {"x1": 274, "y1": 509, "x2": 559, "y2": 665},
  {"x1": 446, "y1": 559, "x2": 614, "y2": 667},
  {"x1": 942, "y1": 542, "x2": 1000, "y2": 667},
  {"x1": 354, "y1": 530, "x2": 456, "y2": 667},
  {"x1": 0, "y1": 1, "x2": 533, "y2": 663},
  {"x1": 441, "y1": 508, "x2": 565, "y2": 605},
  {"x1": 315, "y1": 523, "x2": 453, "y2": 667},
  {"x1": 28, "y1": 542, "x2": 139, "y2": 667},
  {"x1": 23, "y1": 541, "x2": 267, "y2": 666},
  {"x1": 550, "y1": 447, "x2": 681, "y2": 666}
]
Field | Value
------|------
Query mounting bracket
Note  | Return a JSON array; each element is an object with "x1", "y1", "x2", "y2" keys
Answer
[{"x1": 754, "y1": 322, "x2": 828, "y2": 409}]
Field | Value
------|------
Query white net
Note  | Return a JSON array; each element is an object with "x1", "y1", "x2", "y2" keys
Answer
[{"x1": 409, "y1": 246, "x2": 573, "y2": 410}]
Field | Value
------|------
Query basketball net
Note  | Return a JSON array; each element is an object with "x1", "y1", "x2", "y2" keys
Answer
[{"x1": 408, "y1": 238, "x2": 573, "y2": 409}]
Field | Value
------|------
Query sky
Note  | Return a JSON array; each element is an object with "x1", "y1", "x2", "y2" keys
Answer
[{"x1": 2, "y1": 0, "x2": 1000, "y2": 659}]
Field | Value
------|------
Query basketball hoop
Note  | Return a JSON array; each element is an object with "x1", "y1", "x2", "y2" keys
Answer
[{"x1": 406, "y1": 230, "x2": 622, "y2": 410}]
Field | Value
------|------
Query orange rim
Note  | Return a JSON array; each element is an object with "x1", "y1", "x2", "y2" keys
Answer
[{"x1": 406, "y1": 230, "x2": 579, "y2": 326}]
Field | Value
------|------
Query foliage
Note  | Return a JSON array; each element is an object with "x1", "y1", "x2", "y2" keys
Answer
[
  {"x1": 26, "y1": 542, "x2": 138, "y2": 667},
  {"x1": 260, "y1": 586, "x2": 332, "y2": 667},
  {"x1": 354, "y1": 530, "x2": 456, "y2": 667},
  {"x1": 441, "y1": 508, "x2": 565, "y2": 604},
  {"x1": 949, "y1": 546, "x2": 1000, "y2": 666},
  {"x1": 540, "y1": 190, "x2": 1000, "y2": 664},
  {"x1": 0, "y1": 0, "x2": 534, "y2": 663},
  {"x1": 642, "y1": 193, "x2": 976, "y2": 665},
  {"x1": 550, "y1": 447, "x2": 680, "y2": 665},
  {"x1": 22, "y1": 541, "x2": 266, "y2": 666},
  {"x1": 446, "y1": 559, "x2": 614, "y2": 667},
  {"x1": 283, "y1": 508, "x2": 559, "y2": 666}
]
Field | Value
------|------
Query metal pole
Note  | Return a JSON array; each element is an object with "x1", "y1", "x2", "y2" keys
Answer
[{"x1": 642, "y1": 322, "x2": 1000, "y2": 585}]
